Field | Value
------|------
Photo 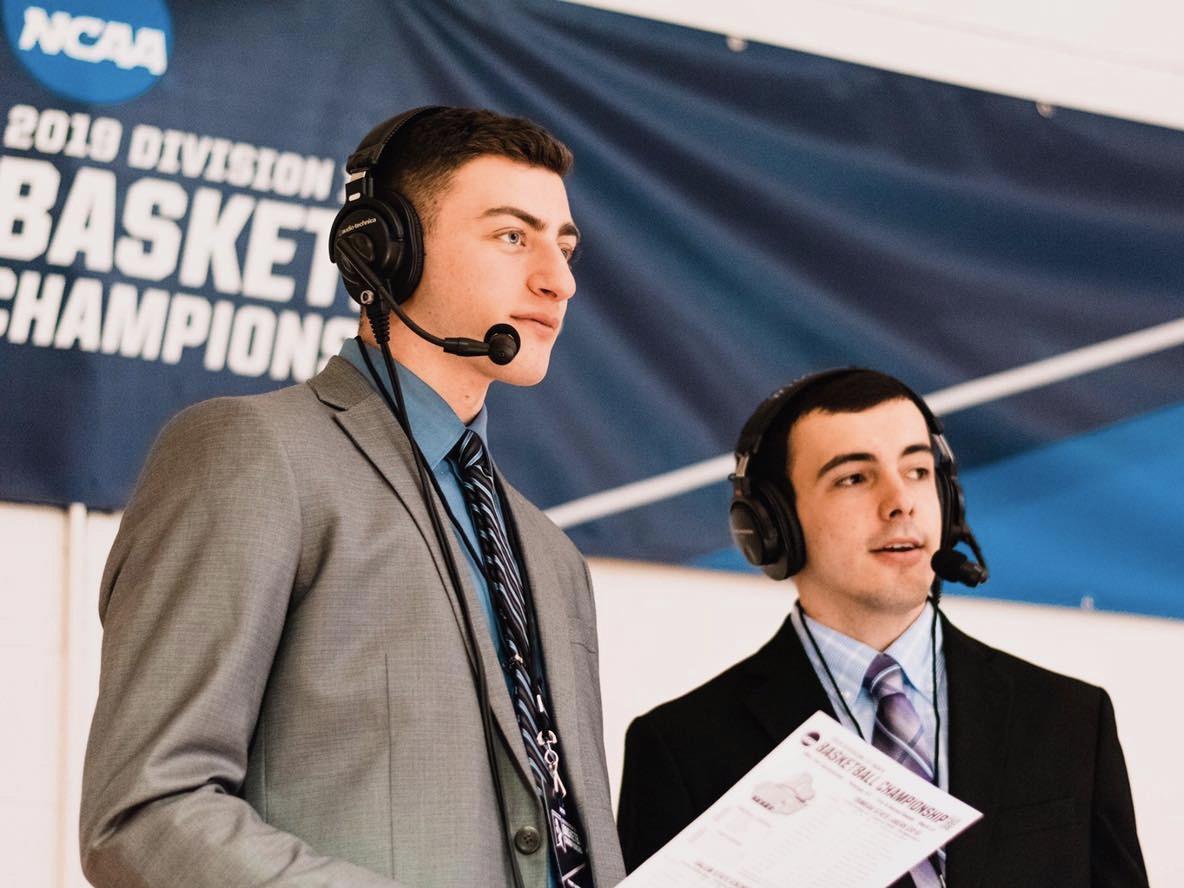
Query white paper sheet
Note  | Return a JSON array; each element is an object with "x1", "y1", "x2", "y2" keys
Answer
[{"x1": 621, "y1": 711, "x2": 981, "y2": 888}]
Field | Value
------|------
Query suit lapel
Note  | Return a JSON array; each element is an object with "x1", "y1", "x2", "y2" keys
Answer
[
  {"x1": 744, "y1": 612, "x2": 837, "y2": 746},
  {"x1": 943, "y1": 616, "x2": 1013, "y2": 888},
  {"x1": 309, "y1": 358, "x2": 535, "y2": 786},
  {"x1": 496, "y1": 478, "x2": 592, "y2": 810}
]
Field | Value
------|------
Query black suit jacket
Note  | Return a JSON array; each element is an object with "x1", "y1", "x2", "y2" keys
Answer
[{"x1": 617, "y1": 613, "x2": 1148, "y2": 887}]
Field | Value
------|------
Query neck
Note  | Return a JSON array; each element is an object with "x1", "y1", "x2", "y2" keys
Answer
[
  {"x1": 796, "y1": 590, "x2": 928, "y2": 651},
  {"x1": 359, "y1": 315, "x2": 489, "y2": 424}
]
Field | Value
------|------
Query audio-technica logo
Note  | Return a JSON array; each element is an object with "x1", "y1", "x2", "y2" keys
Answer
[
  {"x1": 340, "y1": 217, "x2": 379, "y2": 236},
  {"x1": 3, "y1": 0, "x2": 172, "y2": 104}
]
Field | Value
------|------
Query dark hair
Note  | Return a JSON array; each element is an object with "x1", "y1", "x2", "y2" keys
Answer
[
  {"x1": 752, "y1": 369, "x2": 921, "y2": 490},
  {"x1": 374, "y1": 107, "x2": 573, "y2": 228}
]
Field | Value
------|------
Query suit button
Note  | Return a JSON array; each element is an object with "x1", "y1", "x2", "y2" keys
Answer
[{"x1": 514, "y1": 825, "x2": 542, "y2": 854}]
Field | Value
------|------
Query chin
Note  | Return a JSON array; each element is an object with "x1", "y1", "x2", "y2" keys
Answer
[
  {"x1": 492, "y1": 362, "x2": 548, "y2": 387},
  {"x1": 858, "y1": 580, "x2": 931, "y2": 615},
  {"x1": 493, "y1": 350, "x2": 552, "y2": 387}
]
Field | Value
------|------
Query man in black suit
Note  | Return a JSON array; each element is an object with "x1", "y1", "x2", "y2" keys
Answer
[{"x1": 617, "y1": 369, "x2": 1147, "y2": 887}]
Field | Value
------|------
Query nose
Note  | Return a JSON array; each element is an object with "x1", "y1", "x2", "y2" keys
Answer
[
  {"x1": 528, "y1": 242, "x2": 576, "y2": 302},
  {"x1": 879, "y1": 473, "x2": 916, "y2": 522}
]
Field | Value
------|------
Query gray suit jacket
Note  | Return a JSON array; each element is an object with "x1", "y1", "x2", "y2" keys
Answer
[{"x1": 80, "y1": 357, "x2": 626, "y2": 888}]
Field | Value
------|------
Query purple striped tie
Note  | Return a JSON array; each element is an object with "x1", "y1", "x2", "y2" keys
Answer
[{"x1": 864, "y1": 653, "x2": 943, "y2": 888}]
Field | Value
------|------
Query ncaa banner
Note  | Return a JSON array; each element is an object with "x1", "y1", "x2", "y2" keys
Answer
[
  {"x1": 1, "y1": 0, "x2": 357, "y2": 513},
  {"x1": 1, "y1": 1, "x2": 1182, "y2": 617}
]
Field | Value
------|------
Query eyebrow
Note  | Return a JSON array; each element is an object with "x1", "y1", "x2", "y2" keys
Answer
[
  {"x1": 481, "y1": 206, "x2": 581, "y2": 243},
  {"x1": 815, "y1": 443, "x2": 933, "y2": 480}
]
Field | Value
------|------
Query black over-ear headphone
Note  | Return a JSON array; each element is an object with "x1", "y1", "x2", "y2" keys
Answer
[
  {"x1": 328, "y1": 105, "x2": 443, "y2": 307},
  {"x1": 729, "y1": 368, "x2": 986, "y2": 586},
  {"x1": 327, "y1": 106, "x2": 520, "y2": 365}
]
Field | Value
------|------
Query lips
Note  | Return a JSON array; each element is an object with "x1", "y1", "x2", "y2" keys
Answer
[
  {"x1": 511, "y1": 313, "x2": 560, "y2": 334},
  {"x1": 871, "y1": 538, "x2": 923, "y2": 553},
  {"x1": 869, "y1": 537, "x2": 927, "y2": 566}
]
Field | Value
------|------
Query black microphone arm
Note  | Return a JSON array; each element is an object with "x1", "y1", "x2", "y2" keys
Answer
[{"x1": 335, "y1": 239, "x2": 520, "y2": 365}]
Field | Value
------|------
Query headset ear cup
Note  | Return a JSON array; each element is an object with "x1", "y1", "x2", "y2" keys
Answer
[
  {"x1": 384, "y1": 191, "x2": 424, "y2": 302},
  {"x1": 330, "y1": 197, "x2": 398, "y2": 303},
  {"x1": 329, "y1": 193, "x2": 425, "y2": 305},
  {"x1": 931, "y1": 434, "x2": 964, "y2": 550},
  {"x1": 935, "y1": 467, "x2": 951, "y2": 549},
  {"x1": 761, "y1": 480, "x2": 804, "y2": 580},
  {"x1": 728, "y1": 477, "x2": 805, "y2": 582},
  {"x1": 937, "y1": 469, "x2": 965, "y2": 550},
  {"x1": 729, "y1": 490, "x2": 785, "y2": 578}
]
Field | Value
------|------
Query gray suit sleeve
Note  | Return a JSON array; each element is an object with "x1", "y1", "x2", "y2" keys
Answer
[{"x1": 80, "y1": 398, "x2": 404, "y2": 888}]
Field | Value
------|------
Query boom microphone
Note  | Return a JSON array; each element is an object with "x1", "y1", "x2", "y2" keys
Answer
[
  {"x1": 335, "y1": 238, "x2": 520, "y2": 365},
  {"x1": 931, "y1": 547, "x2": 989, "y2": 587}
]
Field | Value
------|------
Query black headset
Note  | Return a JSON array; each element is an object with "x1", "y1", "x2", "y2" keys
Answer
[
  {"x1": 328, "y1": 105, "x2": 443, "y2": 307},
  {"x1": 729, "y1": 368, "x2": 983, "y2": 585},
  {"x1": 328, "y1": 105, "x2": 521, "y2": 365}
]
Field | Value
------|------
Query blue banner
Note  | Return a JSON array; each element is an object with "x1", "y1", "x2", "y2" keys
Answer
[{"x1": 1, "y1": 1, "x2": 1181, "y2": 616}]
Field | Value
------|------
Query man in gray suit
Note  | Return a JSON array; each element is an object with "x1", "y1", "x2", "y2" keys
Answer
[{"x1": 81, "y1": 107, "x2": 626, "y2": 888}]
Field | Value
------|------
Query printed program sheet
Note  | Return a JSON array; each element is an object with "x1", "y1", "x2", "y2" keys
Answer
[{"x1": 621, "y1": 711, "x2": 981, "y2": 888}]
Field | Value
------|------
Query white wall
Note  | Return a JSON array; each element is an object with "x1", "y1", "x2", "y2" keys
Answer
[
  {"x1": 0, "y1": 502, "x2": 115, "y2": 888},
  {"x1": 3, "y1": 501, "x2": 1179, "y2": 886}
]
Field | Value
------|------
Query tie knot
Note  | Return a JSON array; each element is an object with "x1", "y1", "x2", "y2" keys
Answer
[
  {"x1": 451, "y1": 429, "x2": 487, "y2": 471},
  {"x1": 863, "y1": 652, "x2": 905, "y2": 701}
]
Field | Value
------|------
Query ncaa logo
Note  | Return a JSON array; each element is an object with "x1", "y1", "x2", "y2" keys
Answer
[{"x1": 2, "y1": 0, "x2": 172, "y2": 104}]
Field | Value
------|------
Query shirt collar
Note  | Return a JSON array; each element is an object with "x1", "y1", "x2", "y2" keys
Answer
[
  {"x1": 338, "y1": 337, "x2": 491, "y2": 469},
  {"x1": 885, "y1": 601, "x2": 942, "y2": 703},
  {"x1": 798, "y1": 601, "x2": 941, "y2": 702}
]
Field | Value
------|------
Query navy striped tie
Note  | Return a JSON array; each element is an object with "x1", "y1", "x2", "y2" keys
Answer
[
  {"x1": 864, "y1": 653, "x2": 944, "y2": 888},
  {"x1": 452, "y1": 430, "x2": 593, "y2": 888}
]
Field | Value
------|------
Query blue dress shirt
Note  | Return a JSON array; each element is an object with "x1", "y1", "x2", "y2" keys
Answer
[
  {"x1": 790, "y1": 600, "x2": 949, "y2": 791},
  {"x1": 339, "y1": 338, "x2": 509, "y2": 664}
]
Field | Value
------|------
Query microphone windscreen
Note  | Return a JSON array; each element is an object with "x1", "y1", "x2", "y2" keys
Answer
[
  {"x1": 484, "y1": 324, "x2": 520, "y2": 366},
  {"x1": 931, "y1": 548, "x2": 968, "y2": 581},
  {"x1": 931, "y1": 548, "x2": 988, "y2": 587}
]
